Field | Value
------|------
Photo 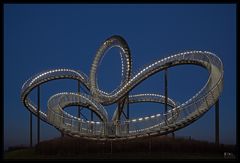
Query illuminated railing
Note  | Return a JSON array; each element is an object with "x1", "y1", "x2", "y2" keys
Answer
[{"x1": 20, "y1": 35, "x2": 223, "y2": 140}]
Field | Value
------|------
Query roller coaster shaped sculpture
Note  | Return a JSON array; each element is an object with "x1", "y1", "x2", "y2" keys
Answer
[{"x1": 21, "y1": 35, "x2": 224, "y2": 141}]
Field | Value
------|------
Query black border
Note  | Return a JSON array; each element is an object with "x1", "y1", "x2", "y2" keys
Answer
[{"x1": 1, "y1": 0, "x2": 238, "y2": 161}]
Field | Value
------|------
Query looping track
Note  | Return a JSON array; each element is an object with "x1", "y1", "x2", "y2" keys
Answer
[{"x1": 21, "y1": 35, "x2": 224, "y2": 140}]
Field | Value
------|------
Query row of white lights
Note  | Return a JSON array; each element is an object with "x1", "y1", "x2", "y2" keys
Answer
[
  {"x1": 123, "y1": 51, "x2": 213, "y2": 99},
  {"x1": 27, "y1": 102, "x2": 47, "y2": 117},
  {"x1": 29, "y1": 69, "x2": 84, "y2": 86},
  {"x1": 23, "y1": 49, "x2": 222, "y2": 137},
  {"x1": 129, "y1": 122, "x2": 164, "y2": 133},
  {"x1": 131, "y1": 113, "x2": 161, "y2": 122},
  {"x1": 112, "y1": 51, "x2": 196, "y2": 96},
  {"x1": 129, "y1": 93, "x2": 176, "y2": 106}
]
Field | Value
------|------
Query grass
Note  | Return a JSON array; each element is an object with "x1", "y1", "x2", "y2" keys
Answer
[
  {"x1": 4, "y1": 149, "x2": 226, "y2": 160},
  {"x1": 4, "y1": 136, "x2": 236, "y2": 160},
  {"x1": 4, "y1": 148, "x2": 38, "y2": 159}
]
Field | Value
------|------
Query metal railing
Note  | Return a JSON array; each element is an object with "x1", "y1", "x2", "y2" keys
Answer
[{"x1": 21, "y1": 36, "x2": 223, "y2": 140}]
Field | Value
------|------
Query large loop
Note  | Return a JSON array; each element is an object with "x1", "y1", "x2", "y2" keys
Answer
[{"x1": 89, "y1": 35, "x2": 132, "y2": 105}]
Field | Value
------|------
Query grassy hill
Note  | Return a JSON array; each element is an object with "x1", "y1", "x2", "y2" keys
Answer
[{"x1": 4, "y1": 135, "x2": 236, "y2": 160}]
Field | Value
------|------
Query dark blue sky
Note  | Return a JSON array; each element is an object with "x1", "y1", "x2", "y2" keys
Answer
[{"x1": 4, "y1": 4, "x2": 236, "y2": 150}]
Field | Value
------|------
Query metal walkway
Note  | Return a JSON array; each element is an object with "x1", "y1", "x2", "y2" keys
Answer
[{"x1": 21, "y1": 35, "x2": 224, "y2": 141}]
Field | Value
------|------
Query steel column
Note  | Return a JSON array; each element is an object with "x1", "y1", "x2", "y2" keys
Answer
[
  {"x1": 30, "y1": 112, "x2": 32, "y2": 147},
  {"x1": 78, "y1": 81, "x2": 81, "y2": 119},
  {"x1": 127, "y1": 94, "x2": 129, "y2": 119},
  {"x1": 91, "y1": 111, "x2": 93, "y2": 121},
  {"x1": 110, "y1": 141, "x2": 113, "y2": 154},
  {"x1": 127, "y1": 94, "x2": 129, "y2": 133},
  {"x1": 78, "y1": 81, "x2": 81, "y2": 132},
  {"x1": 37, "y1": 86, "x2": 40, "y2": 144},
  {"x1": 91, "y1": 109, "x2": 93, "y2": 133},
  {"x1": 164, "y1": 69, "x2": 175, "y2": 137},
  {"x1": 215, "y1": 99, "x2": 219, "y2": 145},
  {"x1": 149, "y1": 135, "x2": 152, "y2": 153},
  {"x1": 164, "y1": 69, "x2": 168, "y2": 115}
]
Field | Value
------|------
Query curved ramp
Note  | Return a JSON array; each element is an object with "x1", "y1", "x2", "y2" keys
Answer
[{"x1": 21, "y1": 35, "x2": 223, "y2": 140}]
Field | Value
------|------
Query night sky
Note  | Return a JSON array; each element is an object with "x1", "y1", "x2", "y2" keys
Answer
[{"x1": 4, "y1": 4, "x2": 236, "y2": 150}]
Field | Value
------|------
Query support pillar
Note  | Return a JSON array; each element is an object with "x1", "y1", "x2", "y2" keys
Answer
[
  {"x1": 110, "y1": 141, "x2": 113, "y2": 154},
  {"x1": 116, "y1": 101, "x2": 122, "y2": 136},
  {"x1": 91, "y1": 109, "x2": 93, "y2": 133},
  {"x1": 37, "y1": 86, "x2": 40, "y2": 144},
  {"x1": 126, "y1": 94, "x2": 129, "y2": 134},
  {"x1": 91, "y1": 110, "x2": 93, "y2": 121},
  {"x1": 149, "y1": 136, "x2": 152, "y2": 153},
  {"x1": 164, "y1": 69, "x2": 175, "y2": 138},
  {"x1": 164, "y1": 69, "x2": 168, "y2": 115},
  {"x1": 30, "y1": 112, "x2": 32, "y2": 147},
  {"x1": 61, "y1": 131, "x2": 64, "y2": 137},
  {"x1": 215, "y1": 99, "x2": 219, "y2": 145},
  {"x1": 78, "y1": 81, "x2": 81, "y2": 132},
  {"x1": 115, "y1": 95, "x2": 129, "y2": 136}
]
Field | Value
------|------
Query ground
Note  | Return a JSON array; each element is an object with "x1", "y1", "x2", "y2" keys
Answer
[
  {"x1": 4, "y1": 136, "x2": 236, "y2": 160},
  {"x1": 4, "y1": 149, "x2": 231, "y2": 160}
]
